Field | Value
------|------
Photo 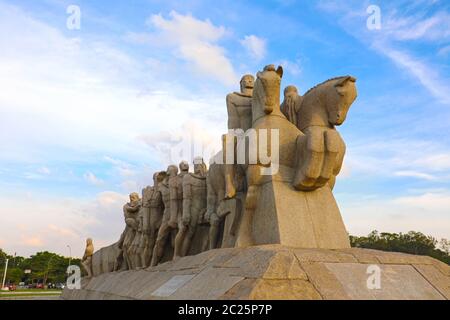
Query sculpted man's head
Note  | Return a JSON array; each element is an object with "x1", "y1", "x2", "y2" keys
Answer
[
  {"x1": 129, "y1": 192, "x2": 140, "y2": 203},
  {"x1": 179, "y1": 161, "x2": 189, "y2": 173},
  {"x1": 153, "y1": 171, "x2": 166, "y2": 185},
  {"x1": 240, "y1": 74, "x2": 255, "y2": 95},
  {"x1": 284, "y1": 85, "x2": 299, "y2": 99},
  {"x1": 193, "y1": 157, "x2": 207, "y2": 176},
  {"x1": 167, "y1": 165, "x2": 179, "y2": 177},
  {"x1": 86, "y1": 238, "x2": 93, "y2": 245}
]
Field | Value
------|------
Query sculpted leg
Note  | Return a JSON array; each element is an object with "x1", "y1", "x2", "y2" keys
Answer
[
  {"x1": 144, "y1": 229, "x2": 156, "y2": 266},
  {"x1": 150, "y1": 223, "x2": 170, "y2": 267},
  {"x1": 208, "y1": 213, "x2": 221, "y2": 250},
  {"x1": 181, "y1": 225, "x2": 196, "y2": 257},
  {"x1": 174, "y1": 225, "x2": 187, "y2": 258},
  {"x1": 316, "y1": 130, "x2": 339, "y2": 187},
  {"x1": 236, "y1": 184, "x2": 257, "y2": 247},
  {"x1": 293, "y1": 130, "x2": 325, "y2": 191},
  {"x1": 224, "y1": 164, "x2": 236, "y2": 199}
]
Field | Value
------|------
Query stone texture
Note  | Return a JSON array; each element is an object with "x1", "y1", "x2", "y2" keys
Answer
[
  {"x1": 325, "y1": 263, "x2": 445, "y2": 300},
  {"x1": 413, "y1": 264, "x2": 450, "y2": 299},
  {"x1": 62, "y1": 246, "x2": 449, "y2": 300}
]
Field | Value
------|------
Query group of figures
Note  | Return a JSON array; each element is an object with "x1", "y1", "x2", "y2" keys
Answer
[
  {"x1": 118, "y1": 158, "x2": 210, "y2": 269},
  {"x1": 83, "y1": 64, "x2": 358, "y2": 276}
]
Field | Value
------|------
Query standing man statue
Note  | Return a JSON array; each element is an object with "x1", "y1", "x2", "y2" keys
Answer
[
  {"x1": 174, "y1": 158, "x2": 208, "y2": 258},
  {"x1": 168, "y1": 161, "x2": 190, "y2": 229},
  {"x1": 120, "y1": 192, "x2": 141, "y2": 270},
  {"x1": 141, "y1": 172, "x2": 165, "y2": 267},
  {"x1": 280, "y1": 85, "x2": 302, "y2": 126},
  {"x1": 224, "y1": 74, "x2": 255, "y2": 199},
  {"x1": 150, "y1": 165, "x2": 179, "y2": 266},
  {"x1": 81, "y1": 238, "x2": 94, "y2": 278}
]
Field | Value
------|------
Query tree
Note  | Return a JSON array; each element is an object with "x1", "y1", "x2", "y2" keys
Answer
[{"x1": 350, "y1": 231, "x2": 450, "y2": 265}]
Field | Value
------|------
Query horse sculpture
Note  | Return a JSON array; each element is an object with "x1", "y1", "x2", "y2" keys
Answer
[
  {"x1": 234, "y1": 65, "x2": 354, "y2": 249},
  {"x1": 294, "y1": 76, "x2": 357, "y2": 190}
]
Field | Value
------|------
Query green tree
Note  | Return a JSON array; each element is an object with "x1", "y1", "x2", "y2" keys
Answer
[{"x1": 350, "y1": 230, "x2": 450, "y2": 265}]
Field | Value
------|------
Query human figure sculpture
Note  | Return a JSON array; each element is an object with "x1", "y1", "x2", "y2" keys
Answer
[
  {"x1": 141, "y1": 172, "x2": 166, "y2": 267},
  {"x1": 81, "y1": 238, "x2": 94, "y2": 278},
  {"x1": 129, "y1": 214, "x2": 145, "y2": 269},
  {"x1": 173, "y1": 158, "x2": 208, "y2": 258},
  {"x1": 150, "y1": 165, "x2": 178, "y2": 266},
  {"x1": 280, "y1": 85, "x2": 302, "y2": 126},
  {"x1": 121, "y1": 192, "x2": 141, "y2": 270},
  {"x1": 224, "y1": 74, "x2": 255, "y2": 200},
  {"x1": 168, "y1": 161, "x2": 190, "y2": 228},
  {"x1": 206, "y1": 156, "x2": 246, "y2": 250}
]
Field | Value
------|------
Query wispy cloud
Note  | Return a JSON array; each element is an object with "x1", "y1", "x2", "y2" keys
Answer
[
  {"x1": 317, "y1": 0, "x2": 450, "y2": 105},
  {"x1": 141, "y1": 11, "x2": 238, "y2": 85},
  {"x1": 240, "y1": 35, "x2": 267, "y2": 61},
  {"x1": 83, "y1": 172, "x2": 104, "y2": 186},
  {"x1": 372, "y1": 41, "x2": 450, "y2": 104},
  {"x1": 340, "y1": 190, "x2": 450, "y2": 240}
]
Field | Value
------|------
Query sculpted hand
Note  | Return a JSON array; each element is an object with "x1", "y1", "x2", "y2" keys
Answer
[
  {"x1": 204, "y1": 211, "x2": 212, "y2": 223},
  {"x1": 182, "y1": 216, "x2": 190, "y2": 226}
]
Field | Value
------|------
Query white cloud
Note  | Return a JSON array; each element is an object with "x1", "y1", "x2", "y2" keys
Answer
[
  {"x1": 37, "y1": 167, "x2": 51, "y2": 175},
  {"x1": 276, "y1": 59, "x2": 302, "y2": 76},
  {"x1": 340, "y1": 190, "x2": 450, "y2": 240},
  {"x1": 372, "y1": 42, "x2": 450, "y2": 104},
  {"x1": 145, "y1": 11, "x2": 238, "y2": 85},
  {"x1": 138, "y1": 120, "x2": 224, "y2": 166},
  {"x1": 0, "y1": 3, "x2": 228, "y2": 169},
  {"x1": 383, "y1": 11, "x2": 450, "y2": 42},
  {"x1": 240, "y1": 35, "x2": 267, "y2": 61},
  {"x1": 344, "y1": 138, "x2": 450, "y2": 181},
  {"x1": 0, "y1": 190, "x2": 128, "y2": 257},
  {"x1": 394, "y1": 170, "x2": 436, "y2": 181},
  {"x1": 83, "y1": 172, "x2": 104, "y2": 186},
  {"x1": 316, "y1": 1, "x2": 450, "y2": 106}
]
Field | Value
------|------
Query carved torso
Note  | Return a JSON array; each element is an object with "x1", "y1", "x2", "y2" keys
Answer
[
  {"x1": 227, "y1": 92, "x2": 253, "y2": 132},
  {"x1": 182, "y1": 173, "x2": 207, "y2": 223},
  {"x1": 159, "y1": 181, "x2": 171, "y2": 222}
]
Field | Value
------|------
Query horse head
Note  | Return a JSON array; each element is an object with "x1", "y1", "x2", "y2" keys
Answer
[
  {"x1": 326, "y1": 76, "x2": 357, "y2": 126},
  {"x1": 252, "y1": 65, "x2": 283, "y2": 123}
]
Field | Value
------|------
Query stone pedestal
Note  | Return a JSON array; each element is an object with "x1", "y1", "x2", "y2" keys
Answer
[
  {"x1": 62, "y1": 245, "x2": 449, "y2": 300},
  {"x1": 248, "y1": 180, "x2": 350, "y2": 249}
]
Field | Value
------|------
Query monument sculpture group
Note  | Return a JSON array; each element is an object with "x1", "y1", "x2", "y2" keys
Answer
[
  {"x1": 85, "y1": 64, "x2": 357, "y2": 274},
  {"x1": 70, "y1": 64, "x2": 449, "y2": 300}
]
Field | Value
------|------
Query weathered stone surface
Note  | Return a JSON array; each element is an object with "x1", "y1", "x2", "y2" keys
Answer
[
  {"x1": 413, "y1": 264, "x2": 450, "y2": 299},
  {"x1": 325, "y1": 263, "x2": 445, "y2": 300},
  {"x1": 300, "y1": 261, "x2": 350, "y2": 299},
  {"x1": 249, "y1": 279, "x2": 322, "y2": 300},
  {"x1": 63, "y1": 246, "x2": 449, "y2": 300}
]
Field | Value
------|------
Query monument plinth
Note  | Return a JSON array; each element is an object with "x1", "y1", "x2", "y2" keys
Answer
[{"x1": 63, "y1": 245, "x2": 449, "y2": 300}]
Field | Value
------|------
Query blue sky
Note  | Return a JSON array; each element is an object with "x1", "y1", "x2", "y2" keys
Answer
[{"x1": 0, "y1": 0, "x2": 449, "y2": 256}]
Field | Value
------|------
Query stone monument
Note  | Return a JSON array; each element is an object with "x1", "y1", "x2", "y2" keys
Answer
[{"x1": 63, "y1": 63, "x2": 449, "y2": 301}]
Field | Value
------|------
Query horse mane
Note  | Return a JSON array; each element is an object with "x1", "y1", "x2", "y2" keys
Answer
[{"x1": 303, "y1": 76, "x2": 351, "y2": 96}]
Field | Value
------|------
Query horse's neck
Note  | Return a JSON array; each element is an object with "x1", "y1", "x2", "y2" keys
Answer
[
  {"x1": 252, "y1": 100, "x2": 284, "y2": 125},
  {"x1": 298, "y1": 87, "x2": 329, "y2": 130}
]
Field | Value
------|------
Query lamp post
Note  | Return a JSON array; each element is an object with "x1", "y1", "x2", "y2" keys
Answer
[{"x1": 2, "y1": 259, "x2": 9, "y2": 290}]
